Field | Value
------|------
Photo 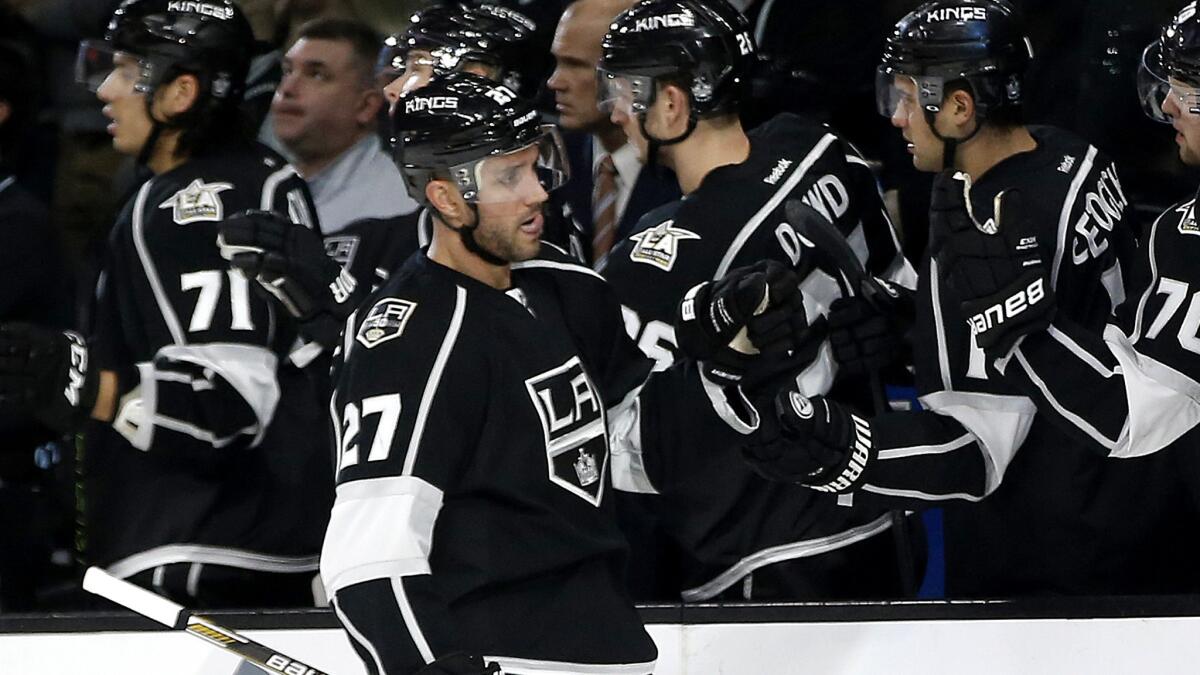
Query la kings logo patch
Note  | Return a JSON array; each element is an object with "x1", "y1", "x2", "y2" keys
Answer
[
  {"x1": 1177, "y1": 200, "x2": 1200, "y2": 235},
  {"x1": 357, "y1": 297, "x2": 417, "y2": 349},
  {"x1": 628, "y1": 220, "x2": 700, "y2": 272},
  {"x1": 525, "y1": 356, "x2": 608, "y2": 506},
  {"x1": 324, "y1": 235, "x2": 360, "y2": 267},
  {"x1": 158, "y1": 179, "x2": 234, "y2": 224}
]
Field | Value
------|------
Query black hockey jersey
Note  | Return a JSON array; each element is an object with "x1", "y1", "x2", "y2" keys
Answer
[
  {"x1": 997, "y1": 191, "x2": 1200, "y2": 457},
  {"x1": 601, "y1": 113, "x2": 917, "y2": 600},
  {"x1": 80, "y1": 143, "x2": 332, "y2": 581},
  {"x1": 850, "y1": 126, "x2": 1193, "y2": 594},
  {"x1": 321, "y1": 246, "x2": 759, "y2": 673},
  {"x1": 323, "y1": 210, "x2": 424, "y2": 293}
]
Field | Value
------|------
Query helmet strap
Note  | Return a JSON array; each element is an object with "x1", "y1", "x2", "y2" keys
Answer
[
  {"x1": 439, "y1": 202, "x2": 509, "y2": 267},
  {"x1": 136, "y1": 95, "x2": 167, "y2": 168},
  {"x1": 925, "y1": 109, "x2": 984, "y2": 171},
  {"x1": 639, "y1": 112, "x2": 697, "y2": 170}
]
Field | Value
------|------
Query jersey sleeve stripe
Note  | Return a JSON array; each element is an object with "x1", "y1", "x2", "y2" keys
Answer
[
  {"x1": 332, "y1": 599, "x2": 388, "y2": 675},
  {"x1": 1131, "y1": 207, "x2": 1173, "y2": 343},
  {"x1": 1047, "y1": 324, "x2": 1118, "y2": 377},
  {"x1": 1050, "y1": 144, "x2": 1098, "y2": 289},
  {"x1": 402, "y1": 285, "x2": 467, "y2": 477},
  {"x1": 393, "y1": 577, "x2": 437, "y2": 664},
  {"x1": 928, "y1": 258, "x2": 954, "y2": 391},
  {"x1": 132, "y1": 179, "x2": 188, "y2": 345},
  {"x1": 715, "y1": 132, "x2": 839, "y2": 279},
  {"x1": 1012, "y1": 347, "x2": 1118, "y2": 450},
  {"x1": 876, "y1": 433, "x2": 975, "y2": 461},
  {"x1": 861, "y1": 483, "x2": 986, "y2": 503}
]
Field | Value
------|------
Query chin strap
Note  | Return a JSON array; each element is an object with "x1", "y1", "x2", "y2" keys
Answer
[
  {"x1": 639, "y1": 113, "x2": 698, "y2": 170},
  {"x1": 438, "y1": 203, "x2": 509, "y2": 267},
  {"x1": 926, "y1": 110, "x2": 985, "y2": 171}
]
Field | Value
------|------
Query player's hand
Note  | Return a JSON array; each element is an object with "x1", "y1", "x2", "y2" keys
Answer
[
  {"x1": 415, "y1": 652, "x2": 502, "y2": 674},
  {"x1": 0, "y1": 323, "x2": 99, "y2": 433},
  {"x1": 218, "y1": 209, "x2": 365, "y2": 346},
  {"x1": 828, "y1": 277, "x2": 914, "y2": 375},
  {"x1": 932, "y1": 171, "x2": 1055, "y2": 356},
  {"x1": 674, "y1": 260, "x2": 807, "y2": 387},
  {"x1": 742, "y1": 385, "x2": 873, "y2": 493}
]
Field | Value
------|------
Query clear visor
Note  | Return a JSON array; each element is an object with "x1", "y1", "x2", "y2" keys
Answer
[
  {"x1": 381, "y1": 48, "x2": 441, "y2": 101},
  {"x1": 1137, "y1": 42, "x2": 1200, "y2": 123},
  {"x1": 875, "y1": 66, "x2": 944, "y2": 118},
  {"x1": 448, "y1": 126, "x2": 570, "y2": 204},
  {"x1": 75, "y1": 40, "x2": 158, "y2": 95},
  {"x1": 596, "y1": 69, "x2": 655, "y2": 116}
]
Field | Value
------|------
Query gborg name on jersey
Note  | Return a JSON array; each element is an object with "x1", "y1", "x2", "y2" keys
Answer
[{"x1": 966, "y1": 276, "x2": 1046, "y2": 335}]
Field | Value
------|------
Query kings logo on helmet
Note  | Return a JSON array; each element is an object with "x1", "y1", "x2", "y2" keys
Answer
[
  {"x1": 633, "y1": 13, "x2": 696, "y2": 32},
  {"x1": 166, "y1": 1, "x2": 234, "y2": 19}
]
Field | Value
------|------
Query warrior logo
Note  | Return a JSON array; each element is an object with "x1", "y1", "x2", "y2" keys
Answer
[
  {"x1": 628, "y1": 220, "x2": 701, "y2": 272},
  {"x1": 526, "y1": 356, "x2": 608, "y2": 506},
  {"x1": 159, "y1": 179, "x2": 234, "y2": 225},
  {"x1": 356, "y1": 297, "x2": 417, "y2": 349}
]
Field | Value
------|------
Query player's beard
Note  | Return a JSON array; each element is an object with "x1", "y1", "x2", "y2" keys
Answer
[{"x1": 472, "y1": 206, "x2": 544, "y2": 263}]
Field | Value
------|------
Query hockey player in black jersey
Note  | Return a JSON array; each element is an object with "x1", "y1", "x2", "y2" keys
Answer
[
  {"x1": 0, "y1": 0, "x2": 331, "y2": 607},
  {"x1": 592, "y1": 0, "x2": 924, "y2": 601},
  {"x1": 321, "y1": 71, "x2": 802, "y2": 674},
  {"x1": 217, "y1": 4, "x2": 580, "y2": 353},
  {"x1": 741, "y1": 0, "x2": 1200, "y2": 596},
  {"x1": 936, "y1": 4, "x2": 1200, "y2": 461}
]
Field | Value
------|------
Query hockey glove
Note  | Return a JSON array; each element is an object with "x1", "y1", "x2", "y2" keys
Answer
[
  {"x1": 218, "y1": 209, "x2": 366, "y2": 347},
  {"x1": 828, "y1": 277, "x2": 914, "y2": 376},
  {"x1": 742, "y1": 386, "x2": 874, "y2": 493},
  {"x1": 674, "y1": 260, "x2": 807, "y2": 387},
  {"x1": 931, "y1": 171, "x2": 1056, "y2": 356},
  {"x1": 415, "y1": 652, "x2": 502, "y2": 674},
  {"x1": 0, "y1": 323, "x2": 99, "y2": 433}
]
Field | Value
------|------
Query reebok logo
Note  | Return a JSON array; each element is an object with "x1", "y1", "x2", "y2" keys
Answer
[
  {"x1": 764, "y1": 159, "x2": 793, "y2": 186},
  {"x1": 966, "y1": 277, "x2": 1046, "y2": 336}
]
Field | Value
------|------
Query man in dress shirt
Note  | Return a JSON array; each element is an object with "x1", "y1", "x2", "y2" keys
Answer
[
  {"x1": 270, "y1": 17, "x2": 418, "y2": 233},
  {"x1": 548, "y1": 0, "x2": 680, "y2": 267}
]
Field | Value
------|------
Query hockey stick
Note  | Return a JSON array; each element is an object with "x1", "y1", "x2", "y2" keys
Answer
[
  {"x1": 784, "y1": 199, "x2": 919, "y2": 597},
  {"x1": 82, "y1": 567, "x2": 330, "y2": 675}
]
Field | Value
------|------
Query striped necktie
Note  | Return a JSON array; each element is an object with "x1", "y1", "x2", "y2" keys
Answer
[{"x1": 591, "y1": 153, "x2": 618, "y2": 265}]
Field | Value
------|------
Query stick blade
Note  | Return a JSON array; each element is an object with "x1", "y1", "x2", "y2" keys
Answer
[
  {"x1": 83, "y1": 566, "x2": 185, "y2": 628},
  {"x1": 784, "y1": 199, "x2": 867, "y2": 281}
]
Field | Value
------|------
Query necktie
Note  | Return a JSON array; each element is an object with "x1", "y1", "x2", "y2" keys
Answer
[{"x1": 591, "y1": 153, "x2": 618, "y2": 264}]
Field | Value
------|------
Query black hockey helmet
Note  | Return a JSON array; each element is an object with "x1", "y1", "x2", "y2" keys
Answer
[
  {"x1": 378, "y1": 4, "x2": 538, "y2": 98},
  {"x1": 76, "y1": 0, "x2": 254, "y2": 104},
  {"x1": 1138, "y1": 2, "x2": 1200, "y2": 123},
  {"x1": 597, "y1": 0, "x2": 755, "y2": 120},
  {"x1": 391, "y1": 71, "x2": 568, "y2": 205},
  {"x1": 877, "y1": 0, "x2": 1031, "y2": 119}
]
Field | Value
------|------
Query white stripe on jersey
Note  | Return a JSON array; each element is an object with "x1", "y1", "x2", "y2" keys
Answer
[
  {"x1": 1012, "y1": 347, "x2": 1118, "y2": 451},
  {"x1": 482, "y1": 656, "x2": 658, "y2": 675},
  {"x1": 332, "y1": 599, "x2": 388, "y2": 675},
  {"x1": 680, "y1": 513, "x2": 894, "y2": 602},
  {"x1": 1050, "y1": 145, "x2": 1098, "y2": 290},
  {"x1": 260, "y1": 164, "x2": 298, "y2": 211},
  {"x1": 929, "y1": 258, "x2": 953, "y2": 391},
  {"x1": 132, "y1": 179, "x2": 189, "y2": 345},
  {"x1": 715, "y1": 132, "x2": 839, "y2": 279},
  {"x1": 402, "y1": 285, "x2": 467, "y2": 476},
  {"x1": 877, "y1": 433, "x2": 975, "y2": 461},
  {"x1": 393, "y1": 576, "x2": 436, "y2": 664},
  {"x1": 513, "y1": 258, "x2": 605, "y2": 280},
  {"x1": 1131, "y1": 204, "x2": 1178, "y2": 344},
  {"x1": 861, "y1": 483, "x2": 987, "y2": 503},
  {"x1": 106, "y1": 543, "x2": 318, "y2": 579}
]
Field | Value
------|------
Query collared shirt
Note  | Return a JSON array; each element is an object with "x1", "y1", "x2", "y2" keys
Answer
[
  {"x1": 305, "y1": 134, "x2": 419, "y2": 234},
  {"x1": 591, "y1": 137, "x2": 642, "y2": 227}
]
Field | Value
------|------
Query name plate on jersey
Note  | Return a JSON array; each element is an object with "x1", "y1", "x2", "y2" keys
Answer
[{"x1": 525, "y1": 356, "x2": 609, "y2": 506}]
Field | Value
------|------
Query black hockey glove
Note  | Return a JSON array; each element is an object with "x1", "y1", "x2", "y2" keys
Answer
[
  {"x1": 674, "y1": 260, "x2": 807, "y2": 387},
  {"x1": 932, "y1": 171, "x2": 1056, "y2": 356},
  {"x1": 415, "y1": 652, "x2": 501, "y2": 675},
  {"x1": 0, "y1": 323, "x2": 99, "y2": 433},
  {"x1": 218, "y1": 209, "x2": 366, "y2": 347},
  {"x1": 742, "y1": 385, "x2": 874, "y2": 493},
  {"x1": 828, "y1": 276, "x2": 914, "y2": 376}
]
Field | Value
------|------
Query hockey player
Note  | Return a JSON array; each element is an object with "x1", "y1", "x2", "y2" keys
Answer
[
  {"x1": 593, "y1": 0, "x2": 924, "y2": 601},
  {"x1": 936, "y1": 3, "x2": 1200, "y2": 460},
  {"x1": 217, "y1": 4, "x2": 581, "y2": 354},
  {"x1": 740, "y1": 0, "x2": 1200, "y2": 596},
  {"x1": 0, "y1": 0, "x2": 330, "y2": 606},
  {"x1": 320, "y1": 70, "x2": 801, "y2": 674}
]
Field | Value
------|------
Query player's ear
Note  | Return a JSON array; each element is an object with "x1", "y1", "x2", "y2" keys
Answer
[
  {"x1": 426, "y1": 179, "x2": 465, "y2": 222},
  {"x1": 157, "y1": 73, "x2": 201, "y2": 118},
  {"x1": 947, "y1": 88, "x2": 976, "y2": 128},
  {"x1": 659, "y1": 83, "x2": 690, "y2": 134}
]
